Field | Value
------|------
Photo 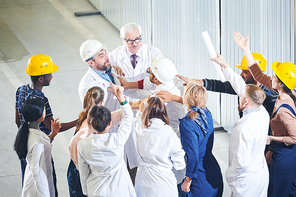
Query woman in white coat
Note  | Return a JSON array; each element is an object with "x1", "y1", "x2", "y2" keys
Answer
[
  {"x1": 135, "y1": 96, "x2": 186, "y2": 197},
  {"x1": 77, "y1": 83, "x2": 136, "y2": 197},
  {"x1": 14, "y1": 98, "x2": 61, "y2": 197}
]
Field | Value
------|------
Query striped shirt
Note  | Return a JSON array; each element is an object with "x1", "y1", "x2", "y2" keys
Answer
[{"x1": 15, "y1": 85, "x2": 53, "y2": 135}]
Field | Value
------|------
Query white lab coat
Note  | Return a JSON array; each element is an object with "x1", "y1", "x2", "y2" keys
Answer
[
  {"x1": 21, "y1": 128, "x2": 54, "y2": 197},
  {"x1": 143, "y1": 77, "x2": 187, "y2": 133},
  {"x1": 77, "y1": 104, "x2": 136, "y2": 197},
  {"x1": 134, "y1": 112, "x2": 186, "y2": 197},
  {"x1": 109, "y1": 44, "x2": 163, "y2": 82},
  {"x1": 142, "y1": 78, "x2": 187, "y2": 184},
  {"x1": 109, "y1": 44, "x2": 162, "y2": 101},
  {"x1": 226, "y1": 106, "x2": 269, "y2": 197},
  {"x1": 78, "y1": 67, "x2": 121, "y2": 113},
  {"x1": 78, "y1": 67, "x2": 139, "y2": 168},
  {"x1": 222, "y1": 66, "x2": 246, "y2": 96}
]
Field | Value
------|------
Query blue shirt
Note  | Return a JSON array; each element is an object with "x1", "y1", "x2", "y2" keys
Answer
[
  {"x1": 91, "y1": 67, "x2": 115, "y2": 84},
  {"x1": 15, "y1": 85, "x2": 53, "y2": 135}
]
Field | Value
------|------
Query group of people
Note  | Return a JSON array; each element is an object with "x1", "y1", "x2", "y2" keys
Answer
[{"x1": 13, "y1": 21, "x2": 296, "y2": 197}]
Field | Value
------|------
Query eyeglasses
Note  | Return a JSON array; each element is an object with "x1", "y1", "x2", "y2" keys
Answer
[
  {"x1": 124, "y1": 36, "x2": 142, "y2": 44},
  {"x1": 146, "y1": 67, "x2": 154, "y2": 76}
]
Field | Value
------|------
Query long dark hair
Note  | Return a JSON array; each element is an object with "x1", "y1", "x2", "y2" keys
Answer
[
  {"x1": 14, "y1": 98, "x2": 44, "y2": 159},
  {"x1": 277, "y1": 76, "x2": 296, "y2": 106}
]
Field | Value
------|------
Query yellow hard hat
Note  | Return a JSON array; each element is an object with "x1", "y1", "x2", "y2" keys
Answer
[
  {"x1": 272, "y1": 61, "x2": 296, "y2": 90},
  {"x1": 26, "y1": 54, "x2": 59, "y2": 76},
  {"x1": 236, "y1": 53, "x2": 267, "y2": 72}
]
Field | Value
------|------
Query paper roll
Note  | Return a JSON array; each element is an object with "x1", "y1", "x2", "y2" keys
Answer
[{"x1": 201, "y1": 31, "x2": 226, "y2": 82}]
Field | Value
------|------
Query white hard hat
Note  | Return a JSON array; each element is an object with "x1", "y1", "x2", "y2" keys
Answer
[
  {"x1": 150, "y1": 57, "x2": 178, "y2": 84},
  {"x1": 79, "y1": 39, "x2": 105, "y2": 62}
]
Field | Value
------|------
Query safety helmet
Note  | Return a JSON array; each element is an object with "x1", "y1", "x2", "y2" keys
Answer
[
  {"x1": 236, "y1": 53, "x2": 267, "y2": 72},
  {"x1": 79, "y1": 39, "x2": 105, "y2": 62},
  {"x1": 272, "y1": 61, "x2": 296, "y2": 90},
  {"x1": 150, "y1": 57, "x2": 178, "y2": 84},
  {"x1": 26, "y1": 54, "x2": 59, "y2": 76}
]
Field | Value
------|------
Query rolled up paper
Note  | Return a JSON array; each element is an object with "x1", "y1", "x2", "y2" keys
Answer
[{"x1": 201, "y1": 31, "x2": 226, "y2": 82}]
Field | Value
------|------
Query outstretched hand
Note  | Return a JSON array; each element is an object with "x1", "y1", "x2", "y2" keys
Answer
[
  {"x1": 155, "y1": 90, "x2": 174, "y2": 102},
  {"x1": 176, "y1": 75, "x2": 193, "y2": 86},
  {"x1": 109, "y1": 82, "x2": 125, "y2": 103},
  {"x1": 233, "y1": 31, "x2": 249, "y2": 51},
  {"x1": 210, "y1": 52, "x2": 229, "y2": 68},
  {"x1": 50, "y1": 118, "x2": 61, "y2": 139}
]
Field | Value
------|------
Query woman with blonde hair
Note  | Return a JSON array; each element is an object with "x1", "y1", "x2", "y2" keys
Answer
[
  {"x1": 134, "y1": 96, "x2": 186, "y2": 197},
  {"x1": 180, "y1": 81, "x2": 223, "y2": 196}
]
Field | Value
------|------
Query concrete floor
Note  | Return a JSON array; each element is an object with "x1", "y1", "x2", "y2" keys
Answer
[{"x1": 0, "y1": 0, "x2": 231, "y2": 196}]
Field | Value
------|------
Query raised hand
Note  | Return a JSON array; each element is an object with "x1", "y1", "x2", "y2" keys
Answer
[
  {"x1": 51, "y1": 118, "x2": 61, "y2": 138},
  {"x1": 210, "y1": 52, "x2": 229, "y2": 68},
  {"x1": 233, "y1": 31, "x2": 249, "y2": 51},
  {"x1": 109, "y1": 82, "x2": 125, "y2": 103},
  {"x1": 176, "y1": 75, "x2": 193, "y2": 86}
]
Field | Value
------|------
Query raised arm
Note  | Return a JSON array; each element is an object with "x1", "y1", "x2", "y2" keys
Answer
[
  {"x1": 211, "y1": 52, "x2": 246, "y2": 95},
  {"x1": 234, "y1": 31, "x2": 273, "y2": 89}
]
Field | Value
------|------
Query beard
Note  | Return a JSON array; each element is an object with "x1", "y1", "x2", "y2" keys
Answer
[
  {"x1": 99, "y1": 61, "x2": 111, "y2": 72},
  {"x1": 237, "y1": 103, "x2": 244, "y2": 112}
]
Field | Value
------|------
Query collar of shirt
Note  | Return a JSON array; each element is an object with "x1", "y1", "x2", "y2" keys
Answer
[
  {"x1": 126, "y1": 45, "x2": 142, "y2": 60},
  {"x1": 243, "y1": 107, "x2": 260, "y2": 116},
  {"x1": 91, "y1": 67, "x2": 115, "y2": 83}
]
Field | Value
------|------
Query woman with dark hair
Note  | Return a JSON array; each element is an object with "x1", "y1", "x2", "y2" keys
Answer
[
  {"x1": 77, "y1": 83, "x2": 136, "y2": 196},
  {"x1": 134, "y1": 96, "x2": 185, "y2": 197},
  {"x1": 234, "y1": 31, "x2": 296, "y2": 196},
  {"x1": 14, "y1": 97, "x2": 61, "y2": 196},
  {"x1": 180, "y1": 82, "x2": 223, "y2": 197},
  {"x1": 67, "y1": 86, "x2": 122, "y2": 196}
]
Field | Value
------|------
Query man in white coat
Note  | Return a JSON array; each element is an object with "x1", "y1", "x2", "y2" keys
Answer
[
  {"x1": 78, "y1": 39, "x2": 121, "y2": 132},
  {"x1": 210, "y1": 53, "x2": 269, "y2": 196},
  {"x1": 78, "y1": 39, "x2": 139, "y2": 185},
  {"x1": 109, "y1": 22, "x2": 163, "y2": 101},
  {"x1": 226, "y1": 84, "x2": 269, "y2": 196}
]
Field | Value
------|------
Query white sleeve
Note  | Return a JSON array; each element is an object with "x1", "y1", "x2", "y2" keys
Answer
[
  {"x1": 222, "y1": 66, "x2": 246, "y2": 96},
  {"x1": 112, "y1": 103, "x2": 133, "y2": 147},
  {"x1": 170, "y1": 134, "x2": 186, "y2": 170},
  {"x1": 27, "y1": 143, "x2": 51, "y2": 197},
  {"x1": 226, "y1": 127, "x2": 252, "y2": 179},
  {"x1": 143, "y1": 77, "x2": 157, "y2": 91},
  {"x1": 77, "y1": 141, "x2": 90, "y2": 195}
]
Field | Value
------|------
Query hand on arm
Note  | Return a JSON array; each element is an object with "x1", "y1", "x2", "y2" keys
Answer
[
  {"x1": 130, "y1": 100, "x2": 141, "y2": 109},
  {"x1": 112, "y1": 65, "x2": 125, "y2": 76},
  {"x1": 117, "y1": 76, "x2": 138, "y2": 89},
  {"x1": 155, "y1": 90, "x2": 183, "y2": 104}
]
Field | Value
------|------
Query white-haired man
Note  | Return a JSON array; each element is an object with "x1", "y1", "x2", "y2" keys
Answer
[{"x1": 109, "y1": 22, "x2": 163, "y2": 83}]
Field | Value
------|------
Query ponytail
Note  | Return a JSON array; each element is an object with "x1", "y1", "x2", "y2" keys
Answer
[
  {"x1": 13, "y1": 97, "x2": 44, "y2": 159},
  {"x1": 14, "y1": 122, "x2": 30, "y2": 159}
]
